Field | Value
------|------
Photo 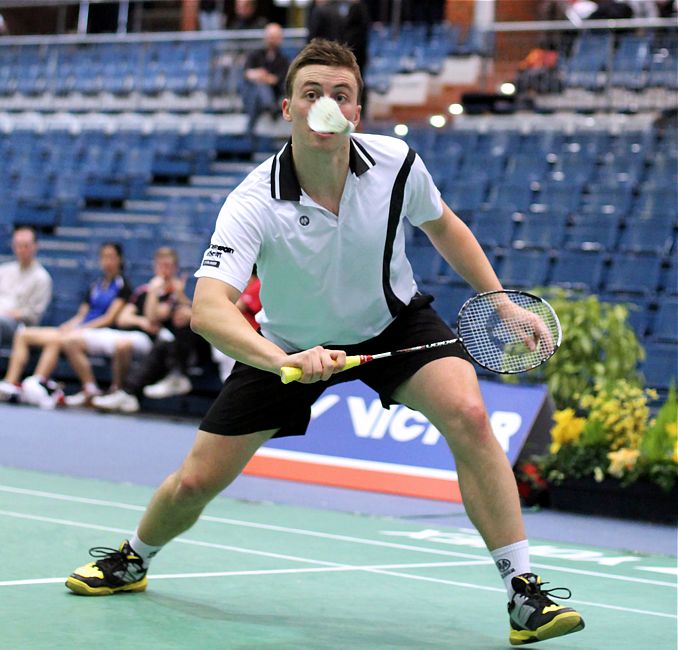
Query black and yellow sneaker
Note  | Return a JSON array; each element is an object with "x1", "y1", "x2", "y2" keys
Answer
[
  {"x1": 508, "y1": 573, "x2": 585, "y2": 645},
  {"x1": 65, "y1": 541, "x2": 148, "y2": 596}
]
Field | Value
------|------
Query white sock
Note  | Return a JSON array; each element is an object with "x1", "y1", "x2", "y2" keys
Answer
[
  {"x1": 84, "y1": 382, "x2": 99, "y2": 395},
  {"x1": 129, "y1": 531, "x2": 163, "y2": 569},
  {"x1": 491, "y1": 540, "x2": 531, "y2": 599}
]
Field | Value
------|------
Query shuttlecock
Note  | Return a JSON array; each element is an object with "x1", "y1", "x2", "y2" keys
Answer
[{"x1": 307, "y1": 97, "x2": 354, "y2": 134}]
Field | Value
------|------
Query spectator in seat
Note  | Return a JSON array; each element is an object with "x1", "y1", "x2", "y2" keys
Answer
[
  {"x1": 0, "y1": 226, "x2": 52, "y2": 349},
  {"x1": 199, "y1": 0, "x2": 225, "y2": 30},
  {"x1": 240, "y1": 22, "x2": 290, "y2": 137},
  {"x1": 61, "y1": 247, "x2": 186, "y2": 407},
  {"x1": 0, "y1": 242, "x2": 129, "y2": 408},
  {"x1": 227, "y1": 0, "x2": 266, "y2": 29},
  {"x1": 92, "y1": 249, "x2": 206, "y2": 414}
]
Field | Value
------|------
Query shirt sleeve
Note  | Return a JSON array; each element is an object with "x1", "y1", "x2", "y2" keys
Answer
[
  {"x1": 194, "y1": 193, "x2": 262, "y2": 293},
  {"x1": 116, "y1": 278, "x2": 133, "y2": 302},
  {"x1": 404, "y1": 152, "x2": 443, "y2": 227}
]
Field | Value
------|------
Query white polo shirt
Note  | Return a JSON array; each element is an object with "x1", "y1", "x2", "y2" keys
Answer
[{"x1": 195, "y1": 133, "x2": 442, "y2": 351}]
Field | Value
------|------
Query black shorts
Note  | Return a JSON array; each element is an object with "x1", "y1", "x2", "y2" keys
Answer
[{"x1": 200, "y1": 294, "x2": 470, "y2": 438}]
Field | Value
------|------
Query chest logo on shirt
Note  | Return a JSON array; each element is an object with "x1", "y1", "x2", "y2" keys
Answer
[{"x1": 299, "y1": 215, "x2": 310, "y2": 227}]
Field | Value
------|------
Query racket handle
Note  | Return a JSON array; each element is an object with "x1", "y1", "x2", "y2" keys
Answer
[{"x1": 279, "y1": 355, "x2": 363, "y2": 384}]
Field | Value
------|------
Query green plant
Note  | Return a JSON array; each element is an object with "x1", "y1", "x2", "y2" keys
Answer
[
  {"x1": 505, "y1": 289, "x2": 645, "y2": 409},
  {"x1": 541, "y1": 381, "x2": 678, "y2": 492}
]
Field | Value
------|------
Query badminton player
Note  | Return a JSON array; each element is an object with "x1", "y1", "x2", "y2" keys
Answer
[{"x1": 67, "y1": 38, "x2": 584, "y2": 646}]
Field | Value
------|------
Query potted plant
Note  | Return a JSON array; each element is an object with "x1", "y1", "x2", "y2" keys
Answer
[{"x1": 537, "y1": 382, "x2": 678, "y2": 523}]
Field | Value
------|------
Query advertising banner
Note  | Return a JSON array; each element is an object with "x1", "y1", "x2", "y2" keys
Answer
[{"x1": 244, "y1": 379, "x2": 548, "y2": 502}]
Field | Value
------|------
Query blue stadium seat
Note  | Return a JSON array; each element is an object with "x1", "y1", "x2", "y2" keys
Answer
[
  {"x1": 610, "y1": 36, "x2": 651, "y2": 89},
  {"x1": 420, "y1": 284, "x2": 474, "y2": 325},
  {"x1": 565, "y1": 219, "x2": 619, "y2": 251},
  {"x1": 503, "y1": 153, "x2": 549, "y2": 184},
  {"x1": 472, "y1": 213, "x2": 516, "y2": 250},
  {"x1": 634, "y1": 187, "x2": 678, "y2": 218},
  {"x1": 605, "y1": 253, "x2": 662, "y2": 295},
  {"x1": 407, "y1": 243, "x2": 443, "y2": 284},
  {"x1": 618, "y1": 220, "x2": 675, "y2": 255},
  {"x1": 486, "y1": 183, "x2": 533, "y2": 213},
  {"x1": 497, "y1": 249, "x2": 551, "y2": 289},
  {"x1": 580, "y1": 186, "x2": 633, "y2": 218},
  {"x1": 513, "y1": 213, "x2": 567, "y2": 250},
  {"x1": 551, "y1": 250, "x2": 605, "y2": 292},
  {"x1": 457, "y1": 154, "x2": 506, "y2": 185},
  {"x1": 651, "y1": 297, "x2": 678, "y2": 343},
  {"x1": 442, "y1": 180, "x2": 487, "y2": 215},
  {"x1": 532, "y1": 182, "x2": 583, "y2": 215},
  {"x1": 564, "y1": 32, "x2": 612, "y2": 90},
  {"x1": 642, "y1": 343, "x2": 677, "y2": 392}
]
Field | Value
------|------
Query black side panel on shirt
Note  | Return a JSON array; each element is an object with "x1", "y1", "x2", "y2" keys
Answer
[{"x1": 382, "y1": 146, "x2": 416, "y2": 317}]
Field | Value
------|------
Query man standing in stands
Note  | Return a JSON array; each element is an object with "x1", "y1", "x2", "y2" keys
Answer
[
  {"x1": 228, "y1": 0, "x2": 266, "y2": 29},
  {"x1": 0, "y1": 226, "x2": 52, "y2": 348},
  {"x1": 240, "y1": 22, "x2": 290, "y2": 138}
]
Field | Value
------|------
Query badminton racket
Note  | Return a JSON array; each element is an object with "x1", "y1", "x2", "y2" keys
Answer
[{"x1": 280, "y1": 290, "x2": 561, "y2": 384}]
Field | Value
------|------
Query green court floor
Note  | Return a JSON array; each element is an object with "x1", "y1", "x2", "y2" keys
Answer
[{"x1": 1, "y1": 466, "x2": 676, "y2": 650}]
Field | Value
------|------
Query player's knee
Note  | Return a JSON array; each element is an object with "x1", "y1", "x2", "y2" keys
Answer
[
  {"x1": 440, "y1": 399, "x2": 493, "y2": 448},
  {"x1": 173, "y1": 470, "x2": 221, "y2": 505}
]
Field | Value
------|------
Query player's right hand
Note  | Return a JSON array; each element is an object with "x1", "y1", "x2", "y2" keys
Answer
[{"x1": 282, "y1": 346, "x2": 347, "y2": 384}]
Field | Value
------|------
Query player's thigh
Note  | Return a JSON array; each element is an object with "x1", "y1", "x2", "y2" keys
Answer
[
  {"x1": 392, "y1": 356, "x2": 490, "y2": 443},
  {"x1": 179, "y1": 428, "x2": 277, "y2": 493}
]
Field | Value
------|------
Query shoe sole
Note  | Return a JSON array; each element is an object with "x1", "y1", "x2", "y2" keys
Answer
[
  {"x1": 65, "y1": 575, "x2": 148, "y2": 596},
  {"x1": 510, "y1": 612, "x2": 585, "y2": 645}
]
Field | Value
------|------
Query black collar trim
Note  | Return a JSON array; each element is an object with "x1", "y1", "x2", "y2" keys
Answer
[{"x1": 270, "y1": 137, "x2": 376, "y2": 201}]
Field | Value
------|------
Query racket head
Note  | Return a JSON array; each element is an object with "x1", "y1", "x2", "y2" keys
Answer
[{"x1": 456, "y1": 290, "x2": 562, "y2": 374}]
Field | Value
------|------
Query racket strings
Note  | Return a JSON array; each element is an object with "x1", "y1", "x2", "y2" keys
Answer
[{"x1": 458, "y1": 293, "x2": 560, "y2": 373}]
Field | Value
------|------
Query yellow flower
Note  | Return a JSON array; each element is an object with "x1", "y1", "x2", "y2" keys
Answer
[
  {"x1": 550, "y1": 408, "x2": 586, "y2": 453},
  {"x1": 607, "y1": 448, "x2": 640, "y2": 478}
]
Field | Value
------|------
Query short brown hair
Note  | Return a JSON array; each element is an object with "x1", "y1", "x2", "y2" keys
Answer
[
  {"x1": 284, "y1": 38, "x2": 363, "y2": 99},
  {"x1": 154, "y1": 246, "x2": 178, "y2": 265}
]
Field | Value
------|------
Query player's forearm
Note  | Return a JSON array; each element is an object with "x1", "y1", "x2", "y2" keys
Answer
[
  {"x1": 191, "y1": 300, "x2": 285, "y2": 374},
  {"x1": 423, "y1": 204, "x2": 503, "y2": 294}
]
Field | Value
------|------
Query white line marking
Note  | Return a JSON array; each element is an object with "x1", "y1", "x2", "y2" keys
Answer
[
  {"x1": 0, "y1": 561, "x2": 491, "y2": 588},
  {"x1": 0, "y1": 485, "x2": 676, "y2": 589},
  {"x1": 635, "y1": 567, "x2": 678, "y2": 577},
  {"x1": 0, "y1": 510, "x2": 675, "y2": 619}
]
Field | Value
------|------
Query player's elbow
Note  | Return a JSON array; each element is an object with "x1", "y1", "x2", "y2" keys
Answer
[{"x1": 190, "y1": 307, "x2": 208, "y2": 336}]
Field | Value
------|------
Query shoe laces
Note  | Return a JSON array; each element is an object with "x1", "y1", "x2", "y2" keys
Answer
[
  {"x1": 88, "y1": 545, "x2": 144, "y2": 576},
  {"x1": 525, "y1": 578, "x2": 572, "y2": 602}
]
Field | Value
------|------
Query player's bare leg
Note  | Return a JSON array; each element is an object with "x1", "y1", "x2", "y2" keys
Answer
[
  {"x1": 394, "y1": 356, "x2": 584, "y2": 644},
  {"x1": 137, "y1": 428, "x2": 276, "y2": 545},
  {"x1": 393, "y1": 356, "x2": 525, "y2": 549},
  {"x1": 66, "y1": 428, "x2": 275, "y2": 595}
]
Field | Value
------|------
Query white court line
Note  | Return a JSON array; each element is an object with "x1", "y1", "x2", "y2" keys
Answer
[
  {"x1": 0, "y1": 560, "x2": 491, "y2": 588},
  {"x1": 0, "y1": 485, "x2": 676, "y2": 589},
  {"x1": 0, "y1": 509, "x2": 675, "y2": 620}
]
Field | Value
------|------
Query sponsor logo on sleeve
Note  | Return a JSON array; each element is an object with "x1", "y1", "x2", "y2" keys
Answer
[
  {"x1": 209, "y1": 244, "x2": 235, "y2": 254},
  {"x1": 202, "y1": 259, "x2": 220, "y2": 268}
]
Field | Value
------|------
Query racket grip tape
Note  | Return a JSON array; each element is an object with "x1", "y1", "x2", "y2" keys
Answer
[{"x1": 279, "y1": 355, "x2": 364, "y2": 384}]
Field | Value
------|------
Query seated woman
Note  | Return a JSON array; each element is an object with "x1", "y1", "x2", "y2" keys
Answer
[
  {"x1": 0, "y1": 242, "x2": 130, "y2": 408},
  {"x1": 64, "y1": 247, "x2": 183, "y2": 407}
]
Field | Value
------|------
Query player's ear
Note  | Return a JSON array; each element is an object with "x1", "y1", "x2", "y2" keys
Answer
[
  {"x1": 282, "y1": 98, "x2": 292, "y2": 122},
  {"x1": 351, "y1": 103, "x2": 361, "y2": 129}
]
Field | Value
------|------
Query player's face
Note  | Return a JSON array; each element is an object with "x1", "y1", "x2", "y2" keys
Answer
[{"x1": 282, "y1": 65, "x2": 361, "y2": 150}]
